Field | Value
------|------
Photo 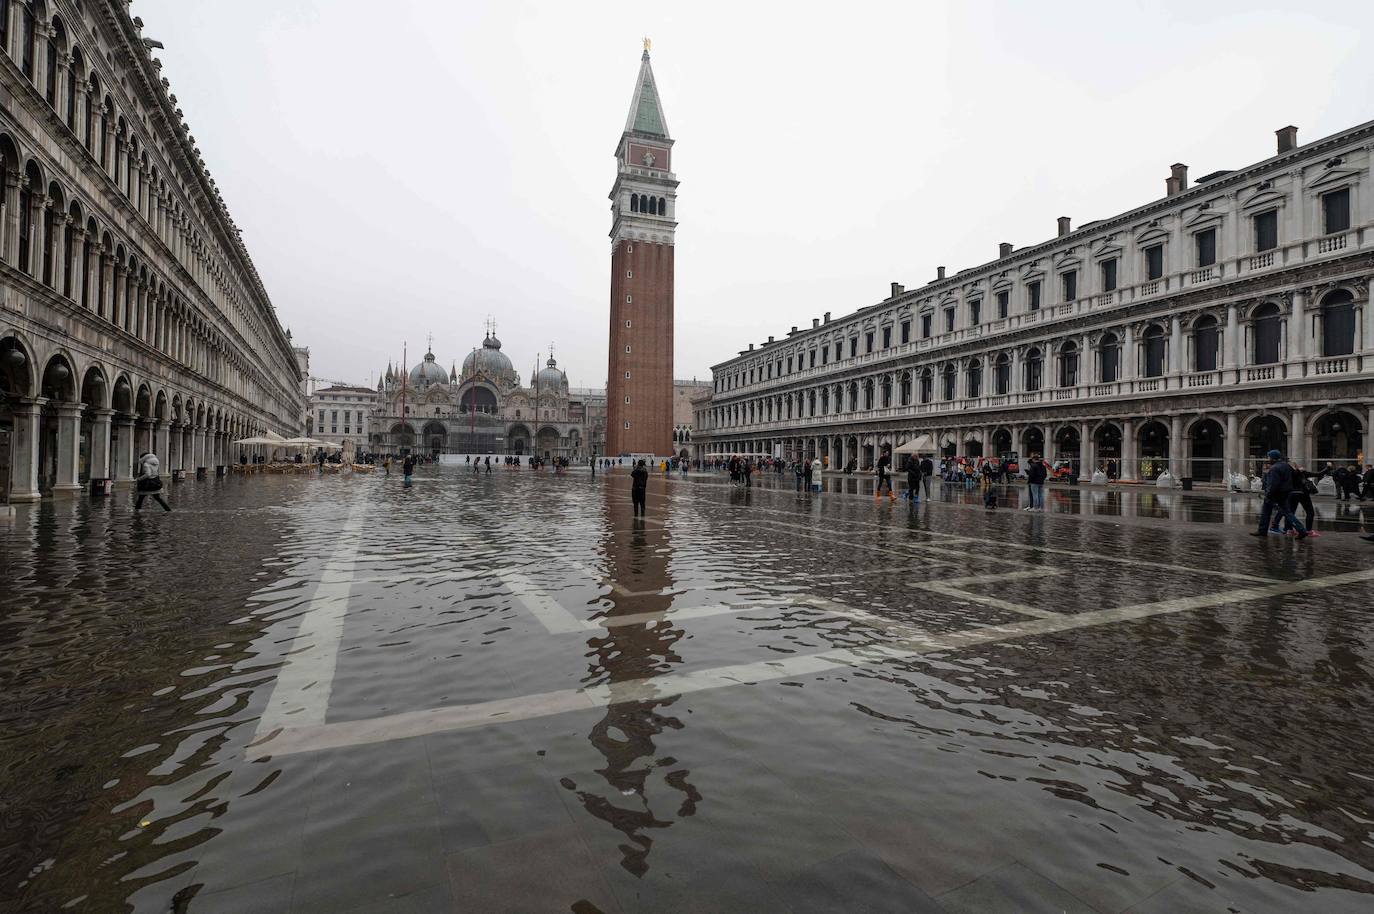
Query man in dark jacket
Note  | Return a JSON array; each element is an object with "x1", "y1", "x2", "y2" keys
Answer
[
  {"x1": 906, "y1": 455, "x2": 923, "y2": 503},
  {"x1": 631, "y1": 459, "x2": 649, "y2": 516},
  {"x1": 1252, "y1": 450, "x2": 1307, "y2": 539},
  {"x1": 1024, "y1": 455, "x2": 1048, "y2": 510},
  {"x1": 919, "y1": 455, "x2": 934, "y2": 500}
]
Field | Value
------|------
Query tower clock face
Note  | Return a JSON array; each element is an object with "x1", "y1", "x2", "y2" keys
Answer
[{"x1": 641, "y1": 150, "x2": 656, "y2": 167}]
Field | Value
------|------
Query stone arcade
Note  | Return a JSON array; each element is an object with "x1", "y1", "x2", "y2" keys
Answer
[
  {"x1": 694, "y1": 121, "x2": 1374, "y2": 483},
  {"x1": 0, "y1": 1, "x2": 303, "y2": 504}
]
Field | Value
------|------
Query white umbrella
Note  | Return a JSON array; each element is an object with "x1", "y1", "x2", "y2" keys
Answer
[
  {"x1": 234, "y1": 435, "x2": 278, "y2": 446},
  {"x1": 893, "y1": 434, "x2": 936, "y2": 455}
]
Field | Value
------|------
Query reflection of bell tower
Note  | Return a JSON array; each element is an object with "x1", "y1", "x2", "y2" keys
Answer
[
  {"x1": 564, "y1": 486, "x2": 699, "y2": 877},
  {"x1": 606, "y1": 40, "x2": 677, "y2": 457}
]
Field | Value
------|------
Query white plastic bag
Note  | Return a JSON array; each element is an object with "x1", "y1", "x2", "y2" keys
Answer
[
  {"x1": 1156, "y1": 470, "x2": 1175, "y2": 488},
  {"x1": 1249, "y1": 475, "x2": 1264, "y2": 492},
  {"x1": 1091, "y1": 470, "x2": 1108, "y2": 485}
]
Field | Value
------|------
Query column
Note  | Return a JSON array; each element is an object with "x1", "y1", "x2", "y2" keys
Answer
[
  {"x1": 1224, "y1": 412, "x2": 1239, "y2": 480},
  {"x1": 27, "y1": 192, "x2": 44, "y2": 277},
  {"x1": 5, "y1": 2, "x2": 23, "y2": 62},
  {"x1": 1290, "y1": 408, "x2": 1306, "y2": 467},
  {"x1": 8, "y1": 398, "x2": 44, "y2": 502},
  {"x1": 1223, "y1": 304, "x2": 1239, "y2": 373},
  {"x1": 1078, "y1": 421, "x2": 1092, "y2": 481},
  {"x1": 1169, "y1": 414, "x2": 1183, "y2": 480},
  {"x1": 112, "y1": 264, "x2": 126, "y2": 330},
  {"x1": 48, "y1": 212, "x2": 66, "y2": 293},
  {"x1": 1121, "y1": 421, "x2": 1136, "y2": 481},
  {"x1": 68, "y1": 228, "x2": 85, "y2": 304},
  {"x1": 1290, "y1": 288, "x2": 1307, "y2": 365},
  {"x1": 197, "y1": 426, "x2": 209, "y2": 470},
  {"x1": 155, "y1": 421, "x2": 170, "y2": 472},
  {"x1": 1122, "y1": 325, "x2": 1136, "y2": 381},
  {"x1": 53, "y1": 403, "x2": 84, "y2": 492},
  {"x1": 73, "y1": 79, "x2": 88, "y2": 147},
  {"x1": 1169, "y1": 316, "x2": 1183, "y2": 380},
  {"x1": 2, "y1": 172, "x2": 19, "y2": 264},
  {"x1": 31, "y1": 22, "x2": 47, "y2": 94},
  {"x1": 89, "y1": 408, "x2": 113, "y2": 480},
  {"x1": 112, "y1": 417, "x2": 135, "y2": 481}
]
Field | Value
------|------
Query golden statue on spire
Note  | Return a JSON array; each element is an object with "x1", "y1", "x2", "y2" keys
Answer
[{"x1": 642, "y1": 36, "x2": 652, "y2": 52}]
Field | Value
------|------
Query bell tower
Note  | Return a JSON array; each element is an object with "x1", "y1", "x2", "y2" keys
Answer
[{"x1": 606, "y1": 40, "x2": 677, "y2": 457}]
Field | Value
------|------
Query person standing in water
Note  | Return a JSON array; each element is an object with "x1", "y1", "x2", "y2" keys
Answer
[
  {"x1": 134, "y1": 451, "x2": 171, "y2": 512},
  {"x1": 631, "y1": 459, "x2": 649, "y2": 517},
  {"x1": 402, "y1": 453, "x2": 415, "y2": 487}
]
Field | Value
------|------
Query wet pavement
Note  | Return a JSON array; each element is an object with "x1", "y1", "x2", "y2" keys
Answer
[{"x1": 3, "y1": 466, "x2": 1374, "y2": 913}]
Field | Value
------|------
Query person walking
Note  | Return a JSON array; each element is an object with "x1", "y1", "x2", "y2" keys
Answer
[
  {"x1": 1251, "y1": 450, "x2": 1307, "y2": 539},
  {"x1": 1284, "y1": 463, "x2": 1321, "y2": 537},
  {"x1": 631, "y1": 458, "x2": 649, "y2": 517},
  {"x1": 1024, "y1": 454, "x2": 1047, "y2": 510},
  {"x1": 919, "y1": 454, "x2": 934, "y2": 500},
  {"x1": 402, "y1": 453, "x2": 415, "y2": 488},
  {"x1": 874, "y1": 449, "x2": 894, "y2": 501},
  {"x1": 134, "y1": 451, "x2": 172, "y2": 512},
  {"x1": 905, "y1": 455, "x2": 922, "y2": 504}
]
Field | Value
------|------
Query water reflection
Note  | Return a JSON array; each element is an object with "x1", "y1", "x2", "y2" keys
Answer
[{"x1": 565, "y1": 488, "x2": 699, "y2": 877}]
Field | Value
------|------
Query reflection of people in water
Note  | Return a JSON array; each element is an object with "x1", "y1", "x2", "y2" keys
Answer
[{"x1": 562, "y1": 489, "x2": 701, "y2": 877}]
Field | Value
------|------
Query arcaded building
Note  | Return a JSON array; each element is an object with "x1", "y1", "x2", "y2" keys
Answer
[
  {"x1": 0, "y1": 1, "x2": 303, "y2": 502},
  {"x1": 694, "y1": 121, "x2": 1373, "y2": 483}
]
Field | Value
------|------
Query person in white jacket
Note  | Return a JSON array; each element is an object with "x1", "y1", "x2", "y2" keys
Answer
[{"x1": 135, "y1": 452, "x2": 171, "y2": 512}]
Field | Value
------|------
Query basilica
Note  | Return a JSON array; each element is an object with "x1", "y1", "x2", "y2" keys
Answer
[{"x1": 369, "y1": 329, "x2": 605, "y2": 459}]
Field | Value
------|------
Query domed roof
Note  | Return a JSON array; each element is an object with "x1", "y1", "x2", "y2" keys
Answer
[
  {"x1": 409, "y1": 349, "x2": 449, "y2": 386},
  {"x1": 535, "y1": 355, "x2": 567, "y2": 390},
  {"x1": 462, "y1": 333, "x2": 514, "y2": 378}
]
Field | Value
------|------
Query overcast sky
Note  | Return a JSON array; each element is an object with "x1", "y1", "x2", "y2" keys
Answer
[{"x1": 132, "y1": 0, "x2": 1371, "y2": 390}]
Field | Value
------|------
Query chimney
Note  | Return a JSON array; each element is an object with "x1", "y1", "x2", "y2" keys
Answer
[
  {"x1": 998, "y1": 242, "x2": 1013, "y2": 259},
  {"x1": 748, "y1": 343, "x2": 754, "y2": 351},
  {"x1": 1057, "y1": 216, "x2": 1071, "y2": 237},
  {"x1": 767, "y1": 335, "x2": 774, "y2": 344},
  {"x1": 1170, "y1": 163, "x2": 1188, "y2": 195},
  {"x1": 812, "y1": 318, "x2": 820, "y2": 328},
  {"x1": 1276, "y1": 125, "x2": 1298, "y2": 154},
  {"x1": 890, "y1": 281, "x2": 904, "y2": 298},
  {"x1": 823, "y1": 311, "x2": 831, "y2": 323},
  {"x1": 790, "y1": 326, "x2": 798, "y2": 334},
  {"x1": 1165, "y1": 176, "x2": 1178, "y2": 196},
  {"x1": 937, "y1": 266, "x2": 946, "y2": 280}
]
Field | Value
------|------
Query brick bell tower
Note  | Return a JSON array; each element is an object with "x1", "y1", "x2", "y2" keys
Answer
[{"x1": 606, "y1": 39, "x2": 677, "y2": 457}]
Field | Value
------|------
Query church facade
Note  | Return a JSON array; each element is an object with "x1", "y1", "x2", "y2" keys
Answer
[{"x1": 368, "y1": 330, "x2": 604, "y2": 460}]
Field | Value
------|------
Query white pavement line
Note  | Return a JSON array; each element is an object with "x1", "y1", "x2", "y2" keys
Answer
[
  {"x1": 252, "y1": 505, "x2": 368, "y2": 737},
  {"x1": 497, "y1": 571, "x2": 588, "y2": 634},
  {"x1": 911, "y1": 568, "x2": 1064, "y2": 619},
  {"x1": 249, "y1": 566, "x2": 1374, "y2": 759}
]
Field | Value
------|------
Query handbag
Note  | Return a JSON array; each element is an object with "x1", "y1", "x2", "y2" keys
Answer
[
  {"x1": 137, "y1": 476, "x2": 163, "y2": 493},
  {"x1": 1303, "y1": 477, "x2": 1318, "y2": 495}
]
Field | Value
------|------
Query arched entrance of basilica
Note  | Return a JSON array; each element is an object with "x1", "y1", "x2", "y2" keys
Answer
[
  {"x1": 422, "y1": 420, "x2": 447, "y2": 456},
  {"x1": 536, "y1": 426, "x2": 560, "y2": 458}
]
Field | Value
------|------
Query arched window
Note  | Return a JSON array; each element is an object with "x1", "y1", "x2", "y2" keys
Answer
[
  {"x1": 1143, "y1": 325, "x2": 1166, "y2": 377},
  {"x1": 20, "y1": 1, "x2": 35, "y2": 79},
  {"x1": 1193, "y1": 316, "x2": 1219, "y2": 371},
  {"x1": 942, "y1": 364, "x2": 956, "y2": 400},
  {"x1": 966, "y1": 360, "x2": 982, "y2": 398},
  {"x1": 45, "y1": 18, "x2": 63, "y2": 108},
  {"x1": 919, "y1": 369, "x2": 933, "y2": 404},
  {"x1": 1321, "y1": 290, "x2": 1356, "y2": 357},
  {"x1": 880, "y1": 375, "x2": 892, "y2": 407},
  {"x1": 1099, "y1": 333, "x2": 1119, "y2": 382},
  {"x1": 1059, "y1": 341, "x2": 1078, "y2": 387},
  {"x1": 1024, "y1": 348, "x2": 1042, "y2": 391},
  {"x1": 17, "y1": 167, "x2": 35, "y2": 275},
  {"x1": 100, "y1": 95, "x2": 111, "y2": 168},
  {"x1": 1252, "y1": 304, "x2": 1282, "y2": 365},
  {"x1": 862, "y1": 378, "x2": 874, "y2": 410},
  {"x1": 658, "y1": 196, "x2": 666, "y2": 214},
  {"x1": 899, "y1": 371, "x2": 911, "y2": 405},
  {"x1": 994, "y1": 353, "x2": 1010, "y2": 394},
  {"x1": 630, "y1": 194, "x2": 638, "y2": 213},
  {"x1": 848, "y1": 381, "x2": 858, "y2": 411}
]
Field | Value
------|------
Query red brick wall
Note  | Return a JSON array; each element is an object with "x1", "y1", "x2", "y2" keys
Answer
[{"x1": 606, "y1": 239, "x2": 674, "y2": 455}]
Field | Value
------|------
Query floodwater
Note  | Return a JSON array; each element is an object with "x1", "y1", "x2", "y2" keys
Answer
[{"x1": 3, "y1": 466, "x2": 1374, "y2": 913}]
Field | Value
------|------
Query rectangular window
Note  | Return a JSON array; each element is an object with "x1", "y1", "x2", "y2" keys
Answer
[
  {"x1": 835, "y1": 342, "x2": 843, "y2": 361},
  {"x1": 865, "y1": 332, "x2": 874, "y2": 353},
  {"x1": 624, "y1": 371, "x2": 631, "y2": 378},
  {"x1": 1323, "y1": 188, "x2": 1351, "y2": 234},
  {"x1": 1145, "y1": 244, "x2": 1164, "y2": 280},
  {"x1": 1028, "y1": 281, "x2": 1041, "y2": 311},
  {"x1": 626, "y1": 294, "x2": 632, "y2": 303},
  {"x1": 900, "y1": 321, "x2": 910, "y2": 344},
  {"x1": 821, "y1": 348, "x2": 828, "y2": 366},
  {"x1": 996, "y1": 290, "x2": 1009, "y2": 319},
  {"x1": 624, "y1": 395, "x2": 630, "y2": 403},
  {"x1": 1061, "y1": 272, "x2": 1076, "y2": 302},
  {"x1": 1254, "y1": 210, "x2": 1278, "y2": 252},
  {"x1": 849, "y1": 338, "x2": 858, "y2": 358},
  {"x1": 969, "y1": 300, "x2": 981, "y2": 325},
  {"x1": 625, "y1": 319, "x2": 632, "y2": 327},
  {"x1": 809, "y1": 350, "x2": 816, "y2": 368},
  {"x1": 625, "y1": 345, "x2": 631, "y2": 353},
  {"x1": 921, "y1": 314, "x2": 932, "y2": 338},
  {"x1": 786, "y1": 357, "x2": 793, "y2": 373},
  {"x1": 1195, "y1": 228, "x2": 1216, "y2": 267},
  {"x1": 944, "y1": 308, "x2": 955, "y2": 333},
  {"x1": 882, "y1": 327, "x2": 891, "y2": 348},
  {"x1": 624, "y1": 420, "x2": 630, "y2": 428},
  {"x1": 1101, "y1": 258, "x2": 1117, "y2": 292},
  {"x1": 331, "y1": 410, "x2": 338, "y2": 422}
]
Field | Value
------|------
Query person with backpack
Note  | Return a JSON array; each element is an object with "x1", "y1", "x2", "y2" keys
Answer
[
  {"x1": 631, "y1": 459, "x2": 649, "y2": 516},
  {"x1": 134, "y1": 452, "x2": 171, "y2": 512}
]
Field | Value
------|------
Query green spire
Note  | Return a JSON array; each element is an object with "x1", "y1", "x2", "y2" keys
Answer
[{"x1": 624, "y1": 49, "x2": 670, "y2": 139}]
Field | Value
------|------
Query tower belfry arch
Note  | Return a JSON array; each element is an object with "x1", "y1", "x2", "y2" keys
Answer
[{"x1": 606, "y1": 42, "x2": 678, "y2": 456}]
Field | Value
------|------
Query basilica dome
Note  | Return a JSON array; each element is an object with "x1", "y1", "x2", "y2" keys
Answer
[
  {"x1": 409, "y1": 349, "x2": 449, "y2": 386},
  {"x1": 462, "y1": 333, "x2": 515, "y2": 378},
  {"x1": 535, "y1": 355, "x2": 567, "y2": 391}
]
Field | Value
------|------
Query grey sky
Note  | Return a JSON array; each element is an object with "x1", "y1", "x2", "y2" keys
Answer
[{"x1": 132, "y1": 0, "x2": 1371, "y2": 389}]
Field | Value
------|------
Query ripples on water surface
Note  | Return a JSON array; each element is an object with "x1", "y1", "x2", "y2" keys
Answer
[{"x1": 1, "y1": 468, "x2": 1373, "y2": 912}]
